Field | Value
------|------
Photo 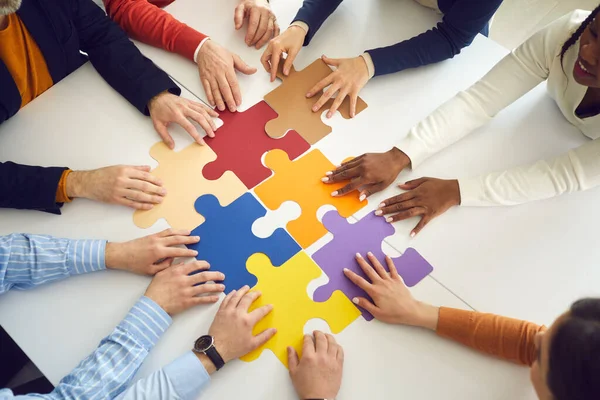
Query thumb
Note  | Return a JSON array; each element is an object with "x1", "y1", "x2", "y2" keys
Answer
[
  {"x1": 287, "y1": 346, "x2": 300, "y2": 372},
  {"x1": 153, "y1": 122, "x2": 175, "y2": 150},
  {"x1": 322, "y1": 55, "x2": 341, "y2": 67},
  {"x1": 399, "y1": 177, "x2": 427, "y2": 190},
  {"x1": 233, "y1": 54, "x2": 257, "y2": 75},
  {"x1": 234, "y1": 4, "x2": 245, "y2": 29}
]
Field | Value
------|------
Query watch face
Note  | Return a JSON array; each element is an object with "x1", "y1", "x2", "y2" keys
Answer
[{"x1": 194, "y1": 335, "x2": 214, "y2": 353}]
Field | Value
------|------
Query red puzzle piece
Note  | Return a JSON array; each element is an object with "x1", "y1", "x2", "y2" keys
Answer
[{"x1": 203, "y1": 101, "x2": 310, "y2": 189}]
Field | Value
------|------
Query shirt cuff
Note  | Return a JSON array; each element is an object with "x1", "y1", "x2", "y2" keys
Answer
[
  {"x1": 164, "y1": 351, "x2": 211, "y2": 399},
  {"x1": 290, "y1": 20, "x2": 309, "y2": 34},
  {"x1": 66, "y1": 239, "x2": 107, "y2": 276},
  {"x1": 193, "y1": 37, "x2": 212, "y2": 64},
  {"x1": 55, "y1": 169, "x2": 73, "y2": 203},
  {"x1": 118, "y1": 296, "x2": 172, "y2": 351},
  {"x1": 360, "y1": 53, "x2": 375, "y2": 79},
  {"x1": 394, "y1": 134, "x2": 430, "y2": 169}
]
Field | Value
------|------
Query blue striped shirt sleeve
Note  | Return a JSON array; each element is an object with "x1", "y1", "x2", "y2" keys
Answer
[
  {"x1": 0, "y1": 234, "x2": 106, "y2": 294},
  {"x1": 0, "y1": 296, "x2": 172, "y2": 400}
]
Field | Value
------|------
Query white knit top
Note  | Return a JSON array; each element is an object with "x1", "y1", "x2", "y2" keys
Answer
[{"x1": 397, "y1": 10, "x2": 600, "y2": 206}]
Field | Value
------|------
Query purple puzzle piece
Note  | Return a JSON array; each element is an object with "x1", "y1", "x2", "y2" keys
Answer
[{"x1": 312, "y1": 211, "x2": 433, "y2": 321}]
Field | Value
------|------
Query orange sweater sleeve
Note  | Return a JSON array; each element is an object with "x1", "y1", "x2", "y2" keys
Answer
[
  {"x1": 103, "y1": 0, "x2": 208, "y2": 62},
  {"x1": 436, "y1": 307, "x2": 546, "y2": 366},
  {"x1": 55, "y1": 169, "x2": 73, "y2": 204}
]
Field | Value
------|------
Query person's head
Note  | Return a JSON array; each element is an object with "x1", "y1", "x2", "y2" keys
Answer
[
  {"x1": 0, "y1": 0, "x2": 21, "y2": 16},
  {"x1": 530, "y1": 298, "x2": 600, "y2": 400}
]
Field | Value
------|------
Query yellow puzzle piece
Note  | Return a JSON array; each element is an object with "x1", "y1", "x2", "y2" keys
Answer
[
  {"x1": 241, "y1": 252, "x2": 360, "y2": 367},
  {"x1": 133, "y1": 142, "x2": 246, "y2": 230},
  {"x1": 254, "y1": 149, "x2": 367, "y2": 248}
]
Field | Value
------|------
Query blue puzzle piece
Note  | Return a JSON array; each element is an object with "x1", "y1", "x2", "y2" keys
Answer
[{"x1": 188, "y1": 193, "x2": 301, "y2": 292}]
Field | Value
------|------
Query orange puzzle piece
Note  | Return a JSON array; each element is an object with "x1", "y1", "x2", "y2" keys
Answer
[
  {"x1": 254, "y1": 149, "x2": 367, "y2": 248},
  {"x1": 133, "y1": 142, "x2": 246, "y2": 230},
  {"x1": 264, "y1": 59, "x2": 368, "y2": 145}
]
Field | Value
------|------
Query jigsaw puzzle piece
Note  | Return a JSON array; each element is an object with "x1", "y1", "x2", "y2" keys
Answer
[
  {"x1": 187, "y1": 193, "x2": 300, "y2": 292},
  {"x1": 254, "y1": 149, "x2": 367, "y2": 248},
  {"x1": 241, "y1": 252, "x2": 360, "y2": 367},
  {"x1": 312, "y1": 211, "x2": 433, "y2": 321},
  {"x1": 202, "y1": 101, "x2": 310, "y2": 189},
  {"x1": 264, "y1": 59, "x2": 368, "y2": 145},
  {"x1": 133, "y1": 142, "x2": 246, "y2": 230}
]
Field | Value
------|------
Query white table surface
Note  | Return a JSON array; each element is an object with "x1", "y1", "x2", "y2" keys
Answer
[{"x1": 1, "y1": 0, "x2": 596, "y2": 398}]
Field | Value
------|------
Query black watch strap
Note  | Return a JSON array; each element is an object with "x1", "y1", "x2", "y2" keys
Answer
[{"x1": 205, "y1": 345, "x2": 225, "y2": 371}]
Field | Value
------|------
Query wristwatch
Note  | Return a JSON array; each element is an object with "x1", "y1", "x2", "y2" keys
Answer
[{"x1": 193, "y1": 335, "x2": 225, "y2": 371}]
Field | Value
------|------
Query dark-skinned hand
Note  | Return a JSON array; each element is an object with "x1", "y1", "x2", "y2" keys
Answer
[
  {"x1": 322, "y1": 148, "x2": 411, "y2": 200},
  {"x1": 376, "y1": 177, "x2": 461, "y2": 236}
]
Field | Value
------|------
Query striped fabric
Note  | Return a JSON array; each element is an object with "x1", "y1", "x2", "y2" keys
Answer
[{"x1": 0, "y1": 234, "x2": 106, "y2": 293}]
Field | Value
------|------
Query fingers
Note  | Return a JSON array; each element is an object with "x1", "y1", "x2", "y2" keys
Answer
[
  {"x1": 360, "y1": 182, "x2": 386, "y2": 200},
  {"x1": 152, "y1": 257, "x2": 174, "y2": 272},
  {"x1": 332, "y1": 179, "x2": 363, "y2": 198},
  {"x1": 252, "y1": 12, "x2": 270, "y2": 48},
  {"x1": 132, "y1": 165, "x2": 151, "y2": 172},
  {"x1": 176, "y1": 115, "x2": 203, "y2": 146},
  {"x1": 355, "y1": 253, "x2": 380, "y2": 283},
  {"x1": 260, "y1": 46, "x2": 273, "y2": 73},
  {"x1": 210, "y1": 77, "x2": 226, "y2": 111},
  {"x1": 366, "y1": 252, "x2": 388, "y2": 279},
  {"x1": 128, "y1": 170, "x2": 165, "y2": 193},
  {"x1": 307, "y1": 74, "x2": 332, "y2": 99},
  {"x1": 248, "y1": 303, "x2": 274, "y2": 325},
  {"x1": 324, "y1": 165, "x2": 361, "y2": 184},
  {"x1": 287, "y1": 346, "x2": 300, "y2": 372},
  {"x1": 314, "y1": 330, "x2": 328, "y2": 354},
  {"x1": 411, "y1": 215, "x2": 432, "y2": 237},
  {"x1": 386, "y1": 207, "x2": 427, "y2": 223},
  {"x1": 312, "y1": 84, "x2": 339, "y2": 113},
  {"x1": 398, "y1": 178, "x2": 427, "y2": 190},
  {"x1": 337, "y1": 344, "x2": 344, "y2": 362},
  {"x1": 192, "y1": 282, "x2": 225, "y2": 296},
  {"x1": 233, "y1": 3, "x2": 245, "y2": 30},
  {"x1": 182, "y1": 260, "x2": 210, "y2": 275},
  {"x1": 322, "y1": 55, "x2": 341, "y2": 67},
  {"x1": 123, "y1": 188, "x2": 163, "y2": 205},
  {"x1": 269, "y1": 49, "x2": 282, "y2": 82},
  {"x1": 233, "y1": 53, "x2": 257, "y2": 75},
  {"x1": 350, "y1": 93, "x2": 358, "y2": 118},
  {"x1": 326, "y1": 333, "x2": 337, "y2": 356},
  {"x1": 228, "y1": 285, "x2": 250, "y2": 308},
  {"x1": 245, "y1": 7, "x2": 260, "y2": 45},
  {"x1": 153, "y1": 121, "x2": 175, "y2": 149},
  {"x1": 220, "y1": 289, "x2": 236, "y2": 310},
  {"x1": 352, "y1": 296, "x2": 379, "y2": 315},
  {"x1": 158, "y1": 228, "x2": 191, "y2": 238},
  {"x1": 283, "y1": 48, "x2": 298, "y2": 76},
  {"x1": 119, "y1": 198, "x2": 153, "y2": 210},
  {"x1": 253, "y1": 327, "x2": 277, "y2": 348},
  {"x1": 385, "y1": 255, "x2": 401, "y2": 279},
  {"x1": 202, "y1": 78, "x2": 215, "y2": 107},
  {"x1": 192, "y1": 294, "x2": 221, "y2": 305},
  {"x1": 237, "y1": 290, "x2": 261, "y2": 311},
  {"x1": 302, "y1": 333, "x2": 316, "y2": 356},
  {"x1": 216, "y1": 74, "x2": 237, "y2": 112},
  {"x1": 343, "y1": 267, "x2": 372, "y2": 292},
  {"x1": 255, "y1": 17, "x2": 274, "y2": 49},
  {"x1": 379, "y1": 191, "x2": 416, "y2": 211},
  {"x1": 190, "y1": 270, "x2": 225, "y2": 286},
  {"x1": 225, "y1": 70, "x2": 242, "y2": 108},
  {"x1": 161, "y1": 246, "x2": 199, "y2": 259},
  {"x1": 326, "y1": 87, "x2": 349, "y2": 119}
]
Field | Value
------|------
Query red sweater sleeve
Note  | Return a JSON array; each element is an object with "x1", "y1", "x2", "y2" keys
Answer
[{"x1": 103, "y1": 0, "x2": 208, "y2": 61}]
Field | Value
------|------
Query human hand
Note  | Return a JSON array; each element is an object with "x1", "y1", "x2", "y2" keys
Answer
[
  {"x1": 208, "y1": 286, "x2": 276, "y2": 363},
  {"x1": 377, "y1": 177, "x2": 460, "y2": 236},
  {"x1": 261, "y1": 25, "x2": 306, "y2": 82},
  {"x1": 144, "y1": 261, "x2": 225, "y2": 316},
  {"x1": 234, "y1": 0, "x2": 279, "y2": 48},
  {"x1": 105, "y1": 229, "x2": 200, "y2": 275},
  {"x1": 67, "y1": 165, "x2": 165, "y2": 210},
  {"x1": 197, "y1": 40, "x2": 257, "y2": 112},
  {"x1": 288, "y1": 331, "x2": 343, "y2": 400},
  {"x1": 307, "y1": 55, "x2": 369, "y2": 119},
  {"x1": 148, "y1": 91, "x2": 219, "y2": 149},
  {"x1": 323, "y1": 148, "x2": 411, "y2": 200},
  {"x1": 344, "y1": 252, "x2": 439, "y2": 329}
]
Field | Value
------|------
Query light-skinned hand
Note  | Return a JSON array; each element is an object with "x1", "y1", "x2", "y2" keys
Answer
[
  {"x1": 323, "y1": 148, "x2": 411, "y2": 200},
  {"x1": 343, "y1": 252, "x2": 439, "y2": 329},
  {"x1": 288, "y1": 331, "x2": 344, "y2": 400},
  {"x1": 197, "y1": 40, "x2": 256, "y2": 112},
  {"x1": 377, "y1": 177, "x2": 461, "y2": 236},
  {"x1": 208, "y1": 286, "x2": 277, "y2": 363},
  {"x1": 307, "y1": 55, "x2": 370, "y2": 118},
  {"x1": 105, "y1": 229, "x2": 200, "y2": 275},
  {"x1": 144, "y1": 261, "x2": 225, "y2": 316},
  {"x1": 148, "y1": 91, "x2": 219, "y2": 149},
  {"x1": 234, "y1": 0, "x2": 279, "y2": 49},
  {"x1": 261, "y1": 25, "x2": 306, "y2": 82},
  {"x1": 66, "y1": 165, "x2": 164, "y2": 210}
]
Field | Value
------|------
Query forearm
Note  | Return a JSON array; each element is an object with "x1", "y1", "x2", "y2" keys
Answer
[
  {"x1": 115, "y1": 352, "x2": 211, "y2": 400},
  {"x1": 436, "y1": 307, "x2": 545, "y2": 366},
  {"x1": 0, "y1": 234, "x2": 106, "y2": 294},
  {"x1": 292, "y1": 0, "x2": 344, "y2": 45},
  {"x1": 103, "y1": 0, "x2": 207, "y2": 61},
  {"x1": 0, "y1": 161, "x2": 67, "y2": 213}
]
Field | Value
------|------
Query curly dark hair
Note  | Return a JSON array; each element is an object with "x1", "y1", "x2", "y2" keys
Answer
[{"x1": 560, "y1": 5, "x2": 600, "y2": 65}]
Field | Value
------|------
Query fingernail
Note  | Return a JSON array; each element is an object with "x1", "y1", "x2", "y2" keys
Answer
[
  {"x1": 194, "y1": 236, "x2": 200, "y2": 240},
  {"x1": 312, "y1": 105, "x2": 318, "y2": 111},
  {"x1": 160, "y1": 188, "x2": 167, "y2": 195},
  {"x1": 410, "y1": 231, "x2": 416, "y2": 238},
  {"x1": 218, "y1": 284, "x2": 225, "y2": 290},
  {"x1": 375, "y1": 210, "x2": 382, "y2": 216},
  {"x1": 326, "y1": 171, "x2": 333, "y2": 176},
  {"x1": 221, "y1": 274, "x2": 226, "y2": 279},
  {"x1": 343, "y1": 268, "x2": 349, "y2": 272},
  {"x1": 386, "y1": 217, "x2": 393, "y2": 223},
  {"x1": 327, "y1": 112, "x2": 332, "y2": 119},
  {"x1": 355, "y1": 253, "x2": 362, "y2": 259},
  {"x1": 367, "y1": 252, "x2": 373, "y2": 257},
  {"x1": 331, "y1": 191, "x2": 338, "y2": 196},
  {"x1": 359, "y1": 194, "x2": 366, "y2": 201},
  {"x1": 321, "y1": 177, "x2": 329, "y2": 182},
  {"x1": 379, "y1": 203, "x2": 385, "y2": 208},
  {"x1": 193, "y1": 251, "x2": 198, "y2": 255},
  {"x1": 352, "y1": 297, "x2": 359, "y2": 304}
]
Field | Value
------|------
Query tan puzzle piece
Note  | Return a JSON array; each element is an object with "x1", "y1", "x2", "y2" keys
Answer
[
  {"x1": 264, "y1": 59, "x2": 368, "y2": 145},
  {"x1": 133, "y1": 142, "x2": 246, "y2": 230}
]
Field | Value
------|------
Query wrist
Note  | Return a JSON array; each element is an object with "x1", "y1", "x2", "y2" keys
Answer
[
  {"x1": 413, "y1": 302, "x2": 440, "y2": 331},
  {"x1": 148, "y1": 90, "x2": 169, "y2": 113},
  {"x1": 104, "y1": 242, "x2": 124, "y2": 270},
  {"x1": 449, "y1": 179, "x2": 461, "y2": 206},
  {"x1": 289, "y1": 24, "x2": 308, "y2": 38},
  {"x1": 65, "y1": 170, "x2": 86, "y2": 199},
  {"x1": 194, "y1": 351, "x2": 217, "y2": 375},
  {"x1": 388, "y1": 147, "x2": 411, "y2": 172}
]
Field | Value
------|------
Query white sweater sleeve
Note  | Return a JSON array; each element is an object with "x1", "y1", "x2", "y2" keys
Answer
[
  {"x1": 458, "y1": 139, "x2": 600, "y2": 206},
  {"x1": 397, "y1": 13, "x2": 572, "y2": 167}
]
